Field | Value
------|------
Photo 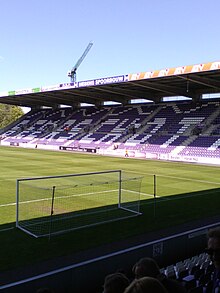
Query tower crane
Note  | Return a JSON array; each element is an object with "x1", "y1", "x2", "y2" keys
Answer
[{"x1": 68, "y1": 41, "x2": 93, "y2": 82}]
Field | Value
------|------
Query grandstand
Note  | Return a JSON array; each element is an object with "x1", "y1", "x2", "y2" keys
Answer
[
  {"x1": 0, "y1": 60, "x2": 220, "y2": 165},
  {"x1": 0, "y1": 60, "x2": 220, "y2": 292}
]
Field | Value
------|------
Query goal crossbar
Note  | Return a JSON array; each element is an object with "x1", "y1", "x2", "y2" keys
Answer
[{"x1": 16, "y1": 170, "x2": 142, "y2": 238}]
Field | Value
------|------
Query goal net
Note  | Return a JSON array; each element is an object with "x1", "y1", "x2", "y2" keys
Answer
[{"x1": 16, "y1": 170, "x2": 143, "y2": 238}]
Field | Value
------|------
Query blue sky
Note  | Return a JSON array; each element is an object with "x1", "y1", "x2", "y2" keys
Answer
[{"x1": 0, "y1": 0, "x2": 220, "y2": 92}]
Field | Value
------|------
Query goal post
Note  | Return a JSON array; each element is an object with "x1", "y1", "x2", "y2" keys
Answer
[{"x1": 16, "y1": 170, "x2": 143, "y2": 238}]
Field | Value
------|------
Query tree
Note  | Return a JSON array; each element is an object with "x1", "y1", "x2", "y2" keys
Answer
[{"x1": 0, "y1": 104, "x2": 24, "y2": 129}]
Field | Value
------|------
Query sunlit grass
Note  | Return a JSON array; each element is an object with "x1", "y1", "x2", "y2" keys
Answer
[{"x1": 0, "y1": 145, "x2": 220, "y2": 271}]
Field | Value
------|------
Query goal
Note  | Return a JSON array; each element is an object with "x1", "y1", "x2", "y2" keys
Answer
[{"x1": 16, "y1": 170, "x2": 143, "y2": 238}]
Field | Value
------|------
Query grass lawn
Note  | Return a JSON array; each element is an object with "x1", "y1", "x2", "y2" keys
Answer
[{"x1": 0, "y1": 146, "x2": 220, "y2": 272}]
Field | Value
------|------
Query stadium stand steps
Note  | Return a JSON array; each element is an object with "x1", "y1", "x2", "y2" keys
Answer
[
  {"x1": 161, "y1": 252, "x2": 215, "y2": 292},
  {"x1": 1, "y1": 100, "x2": 220, "y2": 161}
]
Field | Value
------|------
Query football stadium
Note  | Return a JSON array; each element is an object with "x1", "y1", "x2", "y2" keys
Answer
[{"x1": 0, "y1": 61, "x2": 220, "y2": 292}]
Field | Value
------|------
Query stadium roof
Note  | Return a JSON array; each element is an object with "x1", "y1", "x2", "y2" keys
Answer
[{"x1": 1, "y1": 61, "x2": 220, "y2": 108}]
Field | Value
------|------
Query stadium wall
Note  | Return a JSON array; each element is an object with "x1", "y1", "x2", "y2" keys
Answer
[
  {"x1": 1, "y1": 223, "x2": 219, "y2": 293},
  {"x1": 2, "y1": 140, "x2": 220, "y2": 165}
]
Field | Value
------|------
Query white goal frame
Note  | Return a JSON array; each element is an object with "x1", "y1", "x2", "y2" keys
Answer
[{"x1": 16, "y1": 170, "x2": 142, "y2": 238}]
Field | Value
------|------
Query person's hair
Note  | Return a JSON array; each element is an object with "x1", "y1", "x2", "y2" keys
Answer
[
  {"x1": 103, "y1": 272, "x2": 130, "y2": 293},
  {"x1": 124, "y1": 277, "x2": 168, "y2": 293},
  {"x1": 132, "y1": 257, "x2": 160, "y2": 279},
  {"x1": 207, "y1": 227, "x2": 220, "y2": 239}
]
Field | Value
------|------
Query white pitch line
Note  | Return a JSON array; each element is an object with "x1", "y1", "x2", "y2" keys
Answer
[
  {"x1": 122, "y1": 187, "x2": 220, "y2": 206},
  {"x1": 0, "y1": 182, "x2": 218, "y2": 209},
  {"x1": 158, "y1": 174, "x2": 220, "y2": 186},
  {"x1": 2, "y1": 221, "x2": 220, "y2": 291},
  {"x1": 0, "y1": 226, "x2": 14, "y2": 232},
  {"x1": 0, "y1": 189, "x2": 118, "y2": 208},
  {"x1": 0, "y1": 202, "x2": 16, "y2": 207},
  {"x1": 141, "y1": 188, "x2": 220, "y2": 207},
  {"x1": 126, "y1": 170, "x2": 220, "y2": 186}
]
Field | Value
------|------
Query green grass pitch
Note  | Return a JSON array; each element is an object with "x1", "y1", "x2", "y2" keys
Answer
[{"x1": 0, "y1": 146, "x2": 220, "y2": 272}]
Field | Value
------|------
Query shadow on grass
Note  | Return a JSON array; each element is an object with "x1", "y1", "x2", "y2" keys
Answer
[{"x1": 0, "y1": 187, "x2": 220, "y2": 272}]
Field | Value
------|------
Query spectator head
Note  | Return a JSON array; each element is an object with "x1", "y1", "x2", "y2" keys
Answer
[
  {"x1": 103, "y1": 272, "x2": 130, "y2": 293},
  {"x1": 124, "y1": 276, "x2": 168, "y2": 293},
  {"x1": 207, "y1": 227, "x2": 220, "y2": 269},
  {"x1": 132, "y1": 257, "x2": 160, "y2": 279}
]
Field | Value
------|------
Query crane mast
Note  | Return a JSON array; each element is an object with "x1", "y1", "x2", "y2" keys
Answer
[{"x1": 68, "y1": 41, "x2": 93, "y2": 82}]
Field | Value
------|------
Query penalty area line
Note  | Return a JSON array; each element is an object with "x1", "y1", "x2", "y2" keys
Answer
[{"x1": 0, "y1": 226, "x2": 15, "y2": 233}]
